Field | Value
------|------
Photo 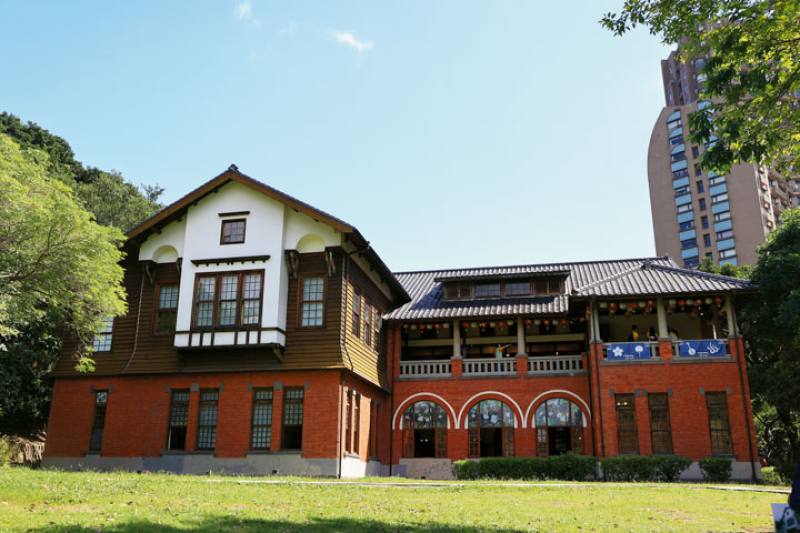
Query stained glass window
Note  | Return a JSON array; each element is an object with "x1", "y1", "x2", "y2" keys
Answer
[
  {"x1": 467, "y1": 400, "x2": 515, "y2": 458},
  {"x1": 401, "y1": 401, "x2": 448, "y2": 458}
]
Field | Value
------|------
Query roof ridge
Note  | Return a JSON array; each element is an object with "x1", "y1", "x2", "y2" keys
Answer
[
  {"x1": 644, "y1": 262, "x2": 751, "y2": 284},
  {"x1": 572, "y1": 262, "x2": 647, "y2": 294},
  {"x1": 392, "y1": 255, "x2": 671, "y2": 276}
]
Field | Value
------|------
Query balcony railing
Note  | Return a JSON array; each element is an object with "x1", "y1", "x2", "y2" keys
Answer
[
  {"x1": 462, "y1": 357, "x2": 516, "y2": 376},
  {"x1": 399, "y1": 360, "x2": 452, "y2": 378},
  {"x1": 604, "y1": 342, "x2": 660, "y2": 361},
  {"x1": 673, "y1": 339, "x2": 728, "y2": 358},
  {"x1": 528, "y1": 354, "x2": 584, "y2": 375}
]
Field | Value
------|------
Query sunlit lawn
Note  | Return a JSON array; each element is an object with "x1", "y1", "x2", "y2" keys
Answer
[{"x1": 0, "y1": 467, "x2": 786, "y2": 532}]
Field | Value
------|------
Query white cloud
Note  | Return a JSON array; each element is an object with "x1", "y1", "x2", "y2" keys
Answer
[
  {"x1": 234, "y1": 0, "x2": 260, "y2": 25},
  {"x1": 330, "y1": 30, "x2": 373, "y2": 58}
]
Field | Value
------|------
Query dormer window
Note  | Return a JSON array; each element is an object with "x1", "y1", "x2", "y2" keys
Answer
[
  {"x1": 533, "y1": 277, "x2": 564, "y2": 296},
  {"x1": 444, "y1": 283, "x2": 473, "y2": 300},
  {"x1": 220, "y1": 219, "x2": 246, "y2": 244},
  {"x1": 505, "y1": 280, "x2": 531, "y2": 296},
  {"x1": 474, "y1": 282, "x2": 501, "y2": 298}
]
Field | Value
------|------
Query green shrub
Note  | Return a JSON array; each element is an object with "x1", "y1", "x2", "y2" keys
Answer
[
  {"x1": 651, "y1": 455, "x2": 692, "y2": 482},
  {"x1": 699, "y1": 456, "x2": 732, "y2": 483},
  {"x1": 760, "y1": 466, "x2": 787, "y2": 485},
  {"x1": 0, "y1": 436, "x2": 12, "y2": 467},
  {"x1": 601, "y1": 455, "x2": 692, "y2": 482},
  {"x1": 452, "y1": 454, "x2": 596, "y2": 481}
]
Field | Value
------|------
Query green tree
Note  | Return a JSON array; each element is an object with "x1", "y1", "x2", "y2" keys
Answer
[
  {"x1": 601, "y1": 0, "x2": 800, "y2": 174},
  {"x1": 0, "y1": 134, "x2": 127, "y2": 368},
  {"x1": 0, "y1": 112, "x2": 163, "y2": 230},
  {"x1": 739, "y1": 208, "x2": 800, "y2": 477}
]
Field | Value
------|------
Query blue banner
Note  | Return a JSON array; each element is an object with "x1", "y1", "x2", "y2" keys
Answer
[
  {"x1": 606, "y1": 342, "x2": 653, "y2": 361},
  {"x1": 677, "y1": 339, "x2": 727, "y2": 358}
]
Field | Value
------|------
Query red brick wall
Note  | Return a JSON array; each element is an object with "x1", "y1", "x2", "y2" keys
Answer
[{"x1": 45, "y1": 370, "x2": 345, "y2": 460}]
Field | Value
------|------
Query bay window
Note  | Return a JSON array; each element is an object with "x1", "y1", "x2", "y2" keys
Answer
[{"x1": 192, "y1": 271, "x2": 263, "y2": 329}]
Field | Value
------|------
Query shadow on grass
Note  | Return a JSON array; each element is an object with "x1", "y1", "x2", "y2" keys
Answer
[{"x1": 28, "y1": 516, "x2": 527, "y2": 533}]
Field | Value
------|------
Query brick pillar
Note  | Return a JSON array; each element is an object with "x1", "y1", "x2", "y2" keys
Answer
[
  {"x1": 271, "y1": 384, "x2": 284, "y2": 452},
  {"x1": 449, "y1": 427, "x2": 468, "y2": 461},
  {"x1": 589, "y1": 342, "x2": 605, "y2": 458},
  {"x1": 658, "y1": 339, "x2": 674, "y2": 361},
  {"x1": 451, "y1": 356, "x2": 462, "y2": 379},
  {"x1": 516, "y1": 354, "x2": 528, "y2": 377}
]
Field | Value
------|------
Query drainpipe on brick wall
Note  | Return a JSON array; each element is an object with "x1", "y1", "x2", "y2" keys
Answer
[
  {"x1": 585, "y1": 303, "x2": 598, "y2": 460},
  {"x1": 730, "y1": 296, "x2": 757, "y2": 481},
  {"x1": 591, "y1": 299, "x2": 606, "y2": 460},
  {"x1": 122, "y1": 268, "x2": 146, "y2": 372}
]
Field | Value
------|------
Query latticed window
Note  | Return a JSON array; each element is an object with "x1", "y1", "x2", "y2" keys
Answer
[
  {"x1": 615, "y1": 394, "x2": 639, "y2": 455},
  {"x1": 352, "y1": 288, "x2": 361, "y2": 336},
  {"x1": 282, "y1": 388, "x2": 304, "y2": 450},
  {"x1": 155, "y1": 285, "x2": 179, "y2": 333},
  {"x1": 401, "y1": 401, "x2": 448, "y2": 458},
  {"x1": 372, "y1": 309, "x2": 381, "y2": 350},
  {"x1": 193, "y1": 271, "x2": 263, "y2": 328},
  {"x1": 706, "y1": 392, "x2": 733, "y2": 455},
  {"x1": 250, "y1": 388, "x2": 273, "y2": 450},
  {"x1": 648, "y1": 393, "x2": 673, "y2": 454},
  {"x1": 533, "y1": 398, "x2": 584, "y2": 456},
  {"x1": 220, "y1": 219, "x2": 246, "y2": 244},
  {"x1": 353, "y1": 392, "x2": 361, "y2": 455},
  {"x1": 344, "y1": 390, "x2": 353, "y2": 453},
  {"x1": 167, "y1": 390, "x2": 189, "y2": 450},
  {"x1": 196, "y1": 389, "x2": 219, "y2": 450},
  {"x1": 92, "y1": 318, "x2": 114, "y2": 352},
  {"x1": 89, "y1": 391, "x2": 108, "y2": 451},
  {"x1": 300, "y1": 277, "x2": 324, "y2": 327},
  {"x1": 467, "y1": 400, "x2": 515, "y2": 458},
  {"x1": 363, "y1": 303, "x2": 372, "y2": 346}
]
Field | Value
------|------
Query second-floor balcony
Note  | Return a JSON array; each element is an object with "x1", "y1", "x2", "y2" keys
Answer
[{"x1": 398, "y1": 354, "x2": 586, "y2": 380}]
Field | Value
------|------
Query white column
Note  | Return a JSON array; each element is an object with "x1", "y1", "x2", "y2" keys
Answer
[
  {"x1": 516, "y1": 318, "x2": 526, "y2": 356},
  {"x1": 724, "y1": 294, "x2": 737, "y2": 338},
  {"x1": 656, "y1": 297, "x2": 669, "y2": 339},
  {"x1": 452, "y1": 319, "x2": 462, "y2": 358}
]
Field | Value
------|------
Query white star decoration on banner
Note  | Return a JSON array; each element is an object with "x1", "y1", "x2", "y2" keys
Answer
[{"x1": 612, "y1": 346, "x2": 624, "y2": 357}]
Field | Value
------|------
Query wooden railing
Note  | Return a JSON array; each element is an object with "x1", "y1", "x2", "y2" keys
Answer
[
  {"x1": 462, "y1": 358, "x2": 516, "y2": 376},
  {"x1": 399, "y1": 360, "x2": 452, "y2": 378},
  {"x1": 528, "y1": 354, "x2": 584, "y2": 375}
]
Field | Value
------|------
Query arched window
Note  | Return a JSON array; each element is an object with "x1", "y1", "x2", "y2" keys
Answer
[
  {"x1": 401, "y1": 401, "x2": 447, "y2": 458},
  {"x1": 467, "y1": 400, "x2": 515, "y2": 458},
  {"x1": 534, "y1": 398, "x2": 584, "y2": 456}
]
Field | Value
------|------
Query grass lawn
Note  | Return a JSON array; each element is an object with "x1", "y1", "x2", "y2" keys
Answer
[{"x1": 0, "y1": 467, "x2": 787, "y2": 532}]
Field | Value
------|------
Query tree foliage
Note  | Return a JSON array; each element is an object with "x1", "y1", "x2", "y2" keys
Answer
[
  {"x1": 739, "y1": 208, "x2": 800, "y2": 477},
  {"x1": 0, "y1": 134, "x2": 127, "y2": 366},
  {"x1": 601, "y1": 0, "x2": 800, "y2": 174},
  {"x1": 0, "y1": 112, "x2": 163, "y2": 230}
]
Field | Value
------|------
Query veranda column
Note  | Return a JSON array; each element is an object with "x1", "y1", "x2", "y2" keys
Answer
[
  {"x1": 452, "y1": 320, "x2": 461, "y2": 358},
  {"x1": 724, "y1": 294, "x2": 737, "y2": 337},
  {"x1": 516, "y1": 318, "x2": 526, "y2": 356},
  {"x1": 656, "y1": 298, "x2": 673, "y2": 360}
]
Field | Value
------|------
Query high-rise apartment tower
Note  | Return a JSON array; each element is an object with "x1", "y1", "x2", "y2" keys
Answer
[{"x1": 647, "y1": 51, "x2": 799, "y2": 267}]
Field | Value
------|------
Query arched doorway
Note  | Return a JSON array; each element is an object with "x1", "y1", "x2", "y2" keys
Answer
[
  {"x1": 534, "y1": 398, "x2": 584, "y2": 456},
  {"x1": 401, "y1": 401, "x2": 448, "y2": 458},
  {"x1": 467, "y1": 399, "x2": 515, "y2": 457}
]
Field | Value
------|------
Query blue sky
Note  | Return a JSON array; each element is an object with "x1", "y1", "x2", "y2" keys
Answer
[{"x1": 1, "y1": 1, "x2": 670, "y2": 271}]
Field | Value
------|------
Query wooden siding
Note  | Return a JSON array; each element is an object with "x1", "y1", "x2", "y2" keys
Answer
[
  {"x1": 281, "y1": 251, "x2": 345, "y2": 370},
  {"x1": 342, "y1": 256, "x2": 391, "y2": 388}
]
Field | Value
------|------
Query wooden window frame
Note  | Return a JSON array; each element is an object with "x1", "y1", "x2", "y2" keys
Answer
[
  {"x1": 166, "y1": 389, "x2": 190, "y2": 451},
  {"x1": 353, "y1": 392, "x2": 361, "y2": 455},
  {"x1": 250, "y1": 388, "x2": 273, "y2": 450},
  {"x1": 220, "y1": 218, "x2": 247, "y2": 245},
  {"x1": 705, "y1": 392, "x2": 733, "y2": 456},
  {"x1": 196, "y1": 389, "x2": 220, "y2": 451},
  {"x1": 401, "y1": 401, "x2": 448, "y2": 459},
  {"x1": 352, "y1": 287, "x2": 361, "y2": 337},
  {"x1": 92, "y1": 318, "x2": 114, "y2": 352},
  {"x1": 345, "y1": 389, "x2": 353, "y2": 453},
  {"x1": 153, "y1": 283, "x2": 179, "y2": 335},
  {"x1": 191, "y1": 270, "x2": 264, "y2": 330},
  {"x1": 444, "y1": 283, "x2": 473, "y2": 300},
  {"x1": 648, "y1": 393, "x2": 673, "y2": 455},
  {"x1": 615, "y1": 394, "x2": 639, "y2": 455},
  {"x1": 474, "y1": 281, "x2": 501, "y2": 299},
  {"x1": 298, "y1": 274, "x2": 326, "y2": 328},
  {"x1": 467, "y1": 400, "x2": 515, "y2": 458},
  {"x1": 89, "y1": 390, "x2": 108, "y2": 452},
  {"x1": 363, "y1": 302, "x2": 372, "y2": 347},
  {"x1": 281, "y1": 388, "x2": 304, "y2": 450},
  {"x1": 503, "y1": 279, "x2": 531, "y2": 297}
]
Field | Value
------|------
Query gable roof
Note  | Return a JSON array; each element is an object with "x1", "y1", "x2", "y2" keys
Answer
[
  {"x1": 127, "y1": 165, "x2": 410, "y2": 305},
  {"x1": 385, "y1": 256, "x2": 753, "y2": 320}
]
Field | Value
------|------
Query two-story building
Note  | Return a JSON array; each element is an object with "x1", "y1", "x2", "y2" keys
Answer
[{"x1": 44, "y1": 166, "x2": 760, "y2": 480}]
